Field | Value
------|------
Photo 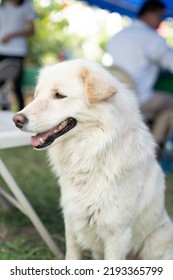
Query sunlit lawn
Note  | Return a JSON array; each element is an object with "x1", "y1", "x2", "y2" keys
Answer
[{"x1": 0, "y1": 146, "x2": 173, "y2": 259}]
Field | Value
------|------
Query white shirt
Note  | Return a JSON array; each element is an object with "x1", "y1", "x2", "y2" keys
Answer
[
  {"x1": 0, "y1": 1, "x2": 36, "y2": 57},
  {"x1": 107, "y1": 20, "x2": 173, "y2": 104}
]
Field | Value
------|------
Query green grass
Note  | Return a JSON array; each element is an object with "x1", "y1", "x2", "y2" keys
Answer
[
  {"x1": 0, "y1": 147, "x2": 64, "y2": 260},
  {"x1": 165, "y1": 173, "x2": 173, "y2": 219},
  {"x1": 0, "y1": 146, "x2": 173, "y2": 259}
]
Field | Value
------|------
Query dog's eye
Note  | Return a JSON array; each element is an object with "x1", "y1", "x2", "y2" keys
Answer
[{"x1": 54, "y1": 92, "x2": 66, "y2": 99}]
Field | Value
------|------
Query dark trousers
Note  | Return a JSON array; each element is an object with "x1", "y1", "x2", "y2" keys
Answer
[{"x1": 0, "y1": 54, "x2": 25, "y2": 110}]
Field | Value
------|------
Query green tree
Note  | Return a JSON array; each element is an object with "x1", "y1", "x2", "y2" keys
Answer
[{"x1": 28, "y1": 0, "x2": 84, "y2": 65}]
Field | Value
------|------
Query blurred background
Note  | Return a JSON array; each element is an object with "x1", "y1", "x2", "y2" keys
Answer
[
  {"x1": 28, "y1": 0, "x2": 173, "y2": 65},
  {"x1": 11, "y1": 0, "x2": 173, "y2": 107}
]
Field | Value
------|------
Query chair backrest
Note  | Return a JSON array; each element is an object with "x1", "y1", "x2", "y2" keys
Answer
[
  {"x1": 0, "y1": 59, "x2": 20, "y2": 81},
  {"x1": 107, "y1": 65, "x2": 136, "y2": 91}
]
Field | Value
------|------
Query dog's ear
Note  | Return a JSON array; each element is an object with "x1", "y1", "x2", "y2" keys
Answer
[{"x1": 81, "y1": 67, "x2": 117, "y2": 104}]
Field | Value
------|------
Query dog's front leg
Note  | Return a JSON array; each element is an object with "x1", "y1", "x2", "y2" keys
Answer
[
  {"x1": 104, "y1": 228, "x2": 131, "y2": 260},
  {"x1": 65, "y1": 218, "x2": 82, "y2": 260}
]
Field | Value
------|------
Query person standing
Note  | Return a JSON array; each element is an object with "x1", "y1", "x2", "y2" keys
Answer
[
  {"x1": 107, "y1": 0, "x2": 173, "y2": 150},
  {"x1": 0, "y1": 0, "x2": 36, "y2": 110}
]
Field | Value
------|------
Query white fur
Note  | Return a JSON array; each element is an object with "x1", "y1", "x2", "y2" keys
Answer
[{"x1": 17, "y1": 59, "x2": 173, "y2": 259}]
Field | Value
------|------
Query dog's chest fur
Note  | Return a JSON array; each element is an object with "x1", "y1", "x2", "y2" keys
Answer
[{"x1": 48, "y1": 140, "x2": 141, "y2": 251}]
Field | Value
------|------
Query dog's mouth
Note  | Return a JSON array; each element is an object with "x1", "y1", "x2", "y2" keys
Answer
[{"x1": 31, "y1": 117, "x2": 77, "y2": 149}]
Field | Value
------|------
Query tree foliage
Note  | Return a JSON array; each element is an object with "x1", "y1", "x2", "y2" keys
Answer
[{"x1": 28, "y1": 0, "x2": 84, "y2": 65}]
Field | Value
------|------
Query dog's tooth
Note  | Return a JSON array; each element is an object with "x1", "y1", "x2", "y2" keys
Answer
[
  {"x1": 54, "y1": 120, "x2": 68, "y2": 132},
  {"x1": 58, "y1": 124, "x2": 63, "y2": 130},
  {"x1": 59, "y1": 120, "x2": 68, "y2": 129},
  {"x1": 61, "y1": 120, "x2": 68, "y2": 126},
  {"x1": 39, "y1": 137, "x2": 44, "y2": 144}
]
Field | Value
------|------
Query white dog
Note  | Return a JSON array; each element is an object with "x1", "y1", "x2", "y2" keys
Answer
[{"x1": 13, "y1": 59, "x2": 173, "y2": 260}]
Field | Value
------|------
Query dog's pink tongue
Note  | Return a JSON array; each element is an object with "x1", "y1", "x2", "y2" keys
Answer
[
  {"x1": 31, "y1": 130, "x2": 53, "y2": 147},
  {"x1": 31, "y1": 135, "x2": 41, "y2": 147}
]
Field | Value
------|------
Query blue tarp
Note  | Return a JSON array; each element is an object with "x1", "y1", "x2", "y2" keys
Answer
[{"x1": 80, "y1": 0, "x2": 173, "y2": 18}]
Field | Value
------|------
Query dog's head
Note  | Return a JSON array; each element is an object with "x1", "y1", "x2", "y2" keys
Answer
[{"x1": 13, "y1": 59, "x2": 118, "y2": 150}]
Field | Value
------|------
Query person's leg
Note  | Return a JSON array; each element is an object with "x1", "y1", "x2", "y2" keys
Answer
[
  {"x1": 140, "y1": 92, "x2": 173, "y2": 116},
  {"x1": 140, "y1": 92, "x2": 173, "y2": 147},
  {"x1": 152, "y1": 109, "x2": 173, "y2": 146},
  {"x1": 13, "y1": 58, "x2": 25, "y2": 110},
  {"x1": 0, "y1": 55, "x2": 25, "y2": 110},
  {"x1": 0, "y1": 55, "x2": 11, "y2": 110}
]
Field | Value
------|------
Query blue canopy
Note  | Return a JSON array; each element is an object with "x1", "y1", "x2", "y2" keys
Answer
[{"x1": 80, "y1": 0, "x2": 173, "y2": 18}]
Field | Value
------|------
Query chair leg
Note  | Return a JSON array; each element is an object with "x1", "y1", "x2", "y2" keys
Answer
[
  {"x1": 0, "y1": 158, "x2": 63, "y2": 259},
  {"x1": 0, "y1": 187, "x2": 26, "y2": 214}
]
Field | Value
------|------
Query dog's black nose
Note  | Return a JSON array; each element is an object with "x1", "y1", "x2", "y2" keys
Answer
[{"x1": 13, "y1": 113, "x2": 28, "y2": 129}]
